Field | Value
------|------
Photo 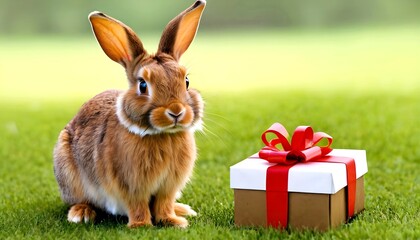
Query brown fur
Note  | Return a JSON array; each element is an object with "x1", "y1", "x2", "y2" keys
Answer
[{"x1": 53, "y1": 0, "x2": 206, "y2": 228}]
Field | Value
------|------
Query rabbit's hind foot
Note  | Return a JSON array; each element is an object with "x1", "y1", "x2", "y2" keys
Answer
[{"x1": 67, "y1": 203, "x2": 97, "y2": 224}]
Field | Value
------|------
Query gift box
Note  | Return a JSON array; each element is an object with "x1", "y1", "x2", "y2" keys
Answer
[{"x1": 230, "y1": 123, "x2": 368, "y2": 231}]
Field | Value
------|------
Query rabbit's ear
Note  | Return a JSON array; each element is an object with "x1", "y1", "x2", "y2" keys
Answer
[
  {"x1": 158, "y1": 0, "x2": 206, "y2": 61},
  {"x1": 89, "y1": 12, "x2": 146, "y2": 67}
]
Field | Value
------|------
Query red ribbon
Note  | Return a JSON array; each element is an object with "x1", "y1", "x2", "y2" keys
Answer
[
  {"x1": 258, "y1": 123, "x2": 356, "y2": 228},
  {"x1": 259, "y1": 123, "x2": 333, "y2": 164}
]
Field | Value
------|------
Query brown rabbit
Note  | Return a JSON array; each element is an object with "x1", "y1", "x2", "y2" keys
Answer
[{"x1": 53, "y1": 0, "x2": 206, "y2": 228}]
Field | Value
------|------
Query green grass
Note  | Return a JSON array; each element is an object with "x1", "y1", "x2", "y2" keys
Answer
[{"x1": 1, "y1": 26, "x2": 419, "y2": 239}]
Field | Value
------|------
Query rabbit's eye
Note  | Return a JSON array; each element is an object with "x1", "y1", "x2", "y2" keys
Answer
[
  {"x1": 139, "y1": 79, "x2": 147, "y2": 94},
  {"x1": 185, "y1": 76, "x2": 189, "y2": 90}
]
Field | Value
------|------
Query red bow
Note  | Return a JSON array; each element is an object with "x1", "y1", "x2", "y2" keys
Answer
[{"x1": 259, "y1": 123, "x2": 333, "y2": 164}]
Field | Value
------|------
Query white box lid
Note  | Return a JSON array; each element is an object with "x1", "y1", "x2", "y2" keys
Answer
[{"x1": 230, "y1": 149, "x2": 368, "y2": 194}]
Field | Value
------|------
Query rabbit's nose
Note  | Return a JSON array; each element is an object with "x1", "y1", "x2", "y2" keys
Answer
[
  {"x1": 166, "y1": 104, "x2": 186, "y2": 122},
  {"x1": 167, "y1": 110, "x2": 185, "y2": 122},
  {"x1": 168, "y1": 112, "x2": 182, "y2": 120}
]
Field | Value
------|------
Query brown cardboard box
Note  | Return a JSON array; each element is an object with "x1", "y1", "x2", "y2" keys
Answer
[
  {"x1": 230, "y1": 149, "x2": 368, "y2": 231},
  {"x1": 234, "y1": 177, "x2": 365, "y2": 231}
]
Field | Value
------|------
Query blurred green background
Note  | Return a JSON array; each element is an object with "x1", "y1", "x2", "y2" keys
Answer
[
  {"x1": 1, "y1": 0, "x2": 419, "y2": 101},
  {"x1": 1, "y1": 0, "x2": 420, "y2": 35}
]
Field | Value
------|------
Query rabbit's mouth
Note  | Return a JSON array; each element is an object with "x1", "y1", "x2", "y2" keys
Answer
[
  {"x1": 163, "y1": 125, "x2": 187, "y2": 134},
  {"x1": 152, "y1": 118, "x2": 203, "y2": 135},
  {"x1": 158, "y1": 122, "x2": 190, "y2": 133}
]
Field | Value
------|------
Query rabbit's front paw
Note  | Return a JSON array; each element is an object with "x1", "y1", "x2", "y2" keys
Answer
[
  {"x1": 174, "y1": 202, "x2": 197, "y2": 217},
  {"x1": 127, "y1": 219, "x2": 153, "y2": 228},
  {"x1": 67, "y1": 204, "x2": 96, "y2": 223},
  {"x1": 157, "y1": 214, "x2": 189, "y2": 228}
]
